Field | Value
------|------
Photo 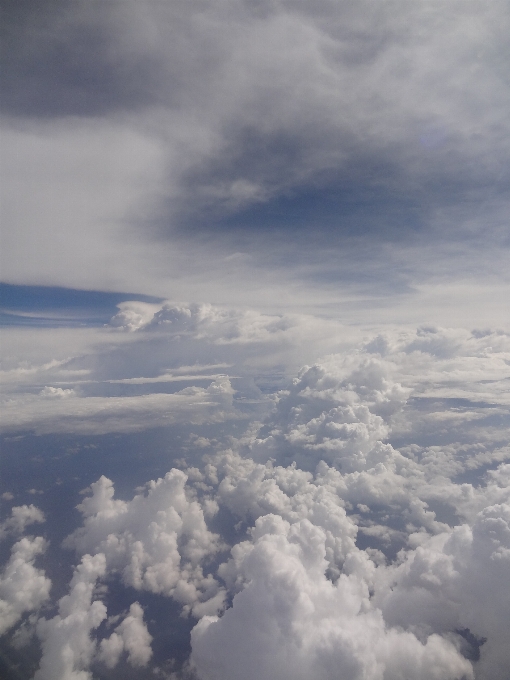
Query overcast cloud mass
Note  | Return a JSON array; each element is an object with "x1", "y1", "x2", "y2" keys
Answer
[{"x1": 1, "y1": 1, "x2": 509, "y2": 679}]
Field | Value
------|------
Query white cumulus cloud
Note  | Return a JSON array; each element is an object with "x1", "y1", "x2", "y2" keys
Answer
[
  {"x1": 191, "y1": 515, "x2": 473, "y2": 680},
  {"x1": 0, "y1": 504, "x2": 45, "y2": 541},
  {"x1": 64, "y1": 470, "x2": 226, "y2": 617},
  {"x1": 98, "y1": 602, "x2": 152, "y2": 669},
  {"x1": 0, "y1": 536, "x2": 51, "y2": 635},
  {"x1": 34, "y1": 553, "x2": 107, "y2": 680}
]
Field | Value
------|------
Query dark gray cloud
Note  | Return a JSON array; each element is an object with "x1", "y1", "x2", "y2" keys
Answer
[
  {"x1": 3, "y1": 0, "x2": 508, "y2": 247},
  {"x1": 1, "y1": 0, "x2": 160, "y2": 117}
]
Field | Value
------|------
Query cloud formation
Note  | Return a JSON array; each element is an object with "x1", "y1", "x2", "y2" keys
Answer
[
  {"x1": 97, "y1": 602, "x2": 152, "y2": 669},
  {"x1": 0, "y1": 379, "x2": 236, "y2": 435},
  {"x1": 0, "y1": 300, "x2": 358, "y2": 436},
  {"x1": 0, "y1": 505, "x2": 45, "y2": 541},
  {"x1": 0, "y1": 536, "x2": 51, "y2": 636},
  {"x1": 34, "y1": 553, "x2": 107, "y2": 680},
  {"x1": 1, "y1": 2, "x2": 509, "y2": 315},
  {"x1": 4, "y1": 1, "x2": 509, "y2": 228},
  {"x1": 191, "y1": 515, "x2": 473, "y2": 680},
  {"x1": 5, "y1": 322, "x2": 503, "y2": 679},
  {"x1": 2, "y1": 2, "x2": 509, "y2": 677},
  {"x1": 64, "y1": 470, "x2": 226, "y2": 617}
]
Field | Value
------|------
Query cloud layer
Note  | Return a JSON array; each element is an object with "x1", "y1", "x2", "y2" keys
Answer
[
  {"x1": 2, "y1": 2, "x2": 509, "y2": 676},
  {"x1": 3, "y1": 313, "x2": 508, "y2": 678},
  {"x1": 2, "y1": 1, "x2": 509, "y2": 317}
]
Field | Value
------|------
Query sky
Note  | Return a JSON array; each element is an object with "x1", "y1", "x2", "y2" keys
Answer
[{"x1": 0, "y1": 1, "x2": 509, "y2": 679}]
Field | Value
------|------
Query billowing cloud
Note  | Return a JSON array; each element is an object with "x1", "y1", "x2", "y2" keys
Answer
[
  {"x1": 0, "y1": 536, "x2": 51, "y2": 635},
  {"x1": 2, "y1": 307, "x2": 510, "y2": 679},
  {"x1": 191, "y1": 515, "x2": 474, "y2": 680},
  {"x1": 2, "y1": 1, "x2": 509, "y2": 676},
  {"x1": 17, "y1": 325, "x2": 499, "y2": 678},
  {"x1": 98, "y1": 602, "x2": 152, "y2": 669},
  {"x1": 64, "y1": 469, "x2": 226, "y2": 617},
  {"x1": 0, "y1": 504, "x2": 45, "y2": 541},
  {"x1": 34, "y1": 553, "x2": 107, "y2": 680},
  {"x1": 374, "y1": 502, "x2": 510, "y2": 680},
  {"x1": 185, "y1": 325, "x2": 509, "y2": 680},
  {"x1": 0, "y1": 301, "x2": 359, "y2": 436},
  {"x1": 246, "y1": 353, "x2": 409, "y2": 472}
]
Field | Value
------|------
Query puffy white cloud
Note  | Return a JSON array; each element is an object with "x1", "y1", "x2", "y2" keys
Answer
[
  {"x1": 107, "y1": 300, "x2": 356, "y2": 375},
  {"x1": 214, "y1": 326, "x2": 510, "y2": 528},
  {"x1": 246, "y1": 352, "x2": 409, "y2": 472},
  {"x1": 65, "y1": 470, "x2": 226, "y2": 616},
  {"x1": 34, "y1": 553, "x2": 107, "y2": 680},
  {"x1": 374, "y1": 503, "x2": 510, "y2": 680},
  {"x1": 181, "y1": 327, "x2": 509, "y2": 679},
  {"x1": 39, "y1": 386, "x2": 76, "y2": 398},
  {"x1": 208, "y1": 446, "x2": 457, "y2": 579},
  {"x1": 191, "y1": 515, "x2": 473, "y2": 680},
  {"x1": 108, "y1": 301, "x2": 164, "y2": 332},
  {"x1": 98, "y1": 602, "x2": 152, "y2": 669},
  {"x1": 5, "y1": 309, "x2": 508, "y2": 451},
  {"x1": 0, "y1": 504, "x2": 45, "y2": 541},
  {"x1": 190, "y1": 458, "x2": 508, "y2": 679},
  {"x1": 374, "y1": 327, "x2": 510, "y2": 408},
  {"x1": 0, "y1": 536, "x2": 51, "y2": 635},
  {"x1": 213, "y1": 453, "x2": 359, "y2": 584},
  {"x1": 2, "y1": 322, "x2": 510, "y2": 679}
]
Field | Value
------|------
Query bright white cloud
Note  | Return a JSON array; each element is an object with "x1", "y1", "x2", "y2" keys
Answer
[
  {"x1": 64, "y1": 470, "x2": 226, "y2": 617},
  {"x1": 2, "y1": 316, "x2": 510, "y2": 679},
  {"x1": 98, "y1": 602, "x2": 152, "y2": 669},
  {"x1": 0, "y1": 536, "x2": 51, "y2": 635},
  {"x1": 2, "y1": 308, "x2": 509, "y2": 444},
  {"x1": 108, "y1": 301, "x2": 164, "y2": 332},
  {"x1": 34, "y1": 553, "x2": 107, "y2": 680},
  {"x1": 191, "y1": 515, "x2": 474, "y2": 680},
  {"x1": 0, "y1": 301, "x2": 360, "y2": 436},
  {"x1": 0, "y1": 504, "x2": 45, "y2": 541},
  {"x1": 374, "y1": 503, "x2": 510, "y2": 680},
  {"x1": 246, "y1": 353, "x2": 410, "y2": 472}
]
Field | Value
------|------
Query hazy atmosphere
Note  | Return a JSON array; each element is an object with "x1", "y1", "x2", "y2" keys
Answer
[{"x1": 1, "y1": 2, "x2": 509, "y2": 679}]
